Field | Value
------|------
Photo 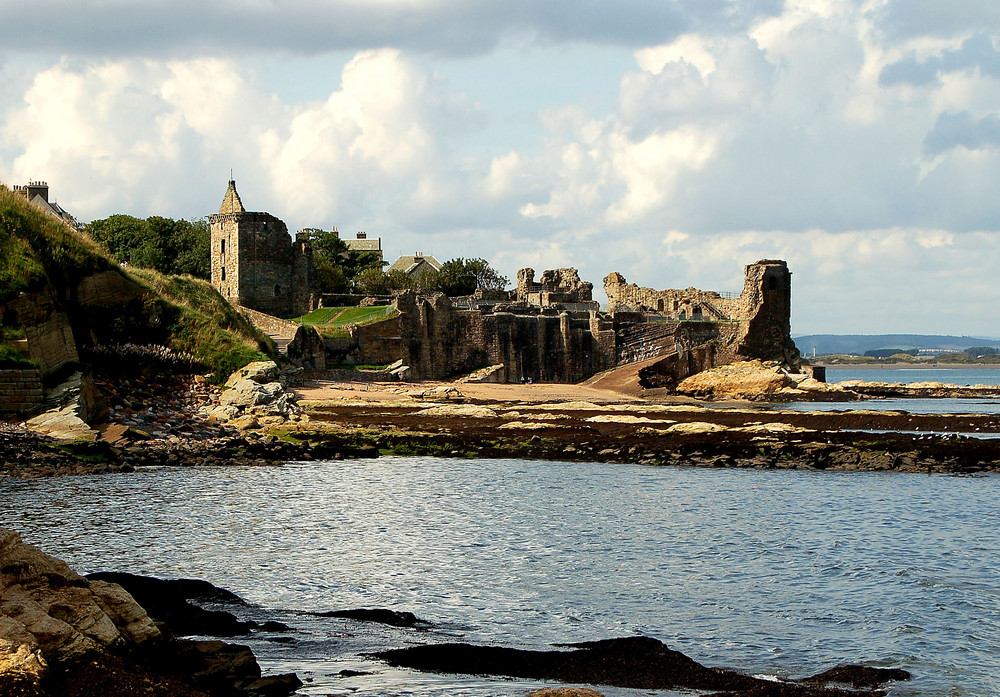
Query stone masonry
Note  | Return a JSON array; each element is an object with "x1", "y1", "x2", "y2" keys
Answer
[
  {"x1": 516, "y1": 268, "x2": 600, "y2": 310},
  {"x1": 0, "y1": 368, "x2": 44, "y2": 414},
  {"x1": 209, "y1": 180, "x2": 316, "y2": 318},
  {"x1": 604, "y1": 260, "x2": 798, "y2": 366}
]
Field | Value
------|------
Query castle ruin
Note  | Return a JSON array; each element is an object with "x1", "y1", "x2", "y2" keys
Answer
[
  {"x1": 604, "y1": 260, "x2": 799, "y2": 368},
  {"x1": 324, "y1": 260, "x2": 798, "y2": 386},
  {"x1": 209, "y1": 180, "x2": 316, "y2": 317}
]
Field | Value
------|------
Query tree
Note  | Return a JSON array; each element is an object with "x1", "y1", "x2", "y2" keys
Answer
[
  {"x1": 354, "y1": 267, "x2": 391, "y2": 295},
  {"x1": 297, "y1": 228, "x2": 385, "y2": 293},
  {"x1": 432, "y1": 259, "x2": 477, "y2": 296},
  {"x1": 463, "y1": 257, "x2": 509, "y2": 291},
  {"x1": 427, "y1": 258, "x2": 509, "y2": 296},
  {"x1": 86, "y1": 215, "x2": 209, "y2": 279}
]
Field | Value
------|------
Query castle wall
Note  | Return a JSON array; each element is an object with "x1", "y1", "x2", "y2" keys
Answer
[
  {"x1": 604, "y1": 273, "x2": 740, "y2": 319},
  {"x1": 735, "y1": 260, "x2": 798, "y2": 365},
  {"x1": 236, "y1": 214, "x2": 296, "y2": 316},
  {"x1": 312, "y1": 259, "x2": 797, "y2": 386},
  {"x1": 603, "y1": 260, "x2": 797, "y2": 367}
]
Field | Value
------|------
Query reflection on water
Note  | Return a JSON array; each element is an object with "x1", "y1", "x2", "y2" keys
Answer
[{"x1": 2, "y1": 458, "x2": 998, "y2": 696}]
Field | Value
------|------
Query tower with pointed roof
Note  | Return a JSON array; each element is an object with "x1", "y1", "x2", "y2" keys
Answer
[{"x1": 208, "y1": 180, "x2": 315, "y2": 317}]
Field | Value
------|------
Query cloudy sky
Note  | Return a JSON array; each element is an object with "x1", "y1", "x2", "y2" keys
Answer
[{"x1": 3, "y1": 0, "x2": 1000, "y2": 336}]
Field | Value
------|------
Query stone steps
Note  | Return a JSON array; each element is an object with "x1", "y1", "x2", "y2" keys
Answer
[{"x1": 269, "y1": 333, "x2": 291, "y2": 354}]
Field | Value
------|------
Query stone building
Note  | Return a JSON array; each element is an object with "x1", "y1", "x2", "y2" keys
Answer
[
  {"x1": 209, "y1": 180, "x2": 315, "y2": 318},
  {"x1": 339, "y1": 229, "x2": 383, "y2": 261},
  {"x1": 11, "y1": 181, "x2": 77, "y2": 226},
  {"x1": 387, "y1": 252, "x2": 443, "y2": 282}
]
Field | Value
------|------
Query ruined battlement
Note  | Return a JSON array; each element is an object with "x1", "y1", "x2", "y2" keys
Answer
[
  {"x1": 516, "y1": 267, "x2": 600, "y2": 310},
  {"x1": 604, "y1": 260, "x2": 798, "y2": 367}
]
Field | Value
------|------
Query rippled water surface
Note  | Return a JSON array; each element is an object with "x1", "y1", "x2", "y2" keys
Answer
[
  {"x1": 3, "y1": 458, "x2": 999, "y2": 696},
  {"x1": 824, "y1": 367, "x2": 1000, "y2": 385}
]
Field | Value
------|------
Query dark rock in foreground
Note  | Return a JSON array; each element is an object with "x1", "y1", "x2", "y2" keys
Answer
[
  {"x1": 87, "y1": 572, "x2": 254, "y2": 638},
  {"x1": 311, "y1": 608, "x2": 428, "y2": 628},
  {"x1": 372, "y1": 636, "x2": 909, "y2": 696}
]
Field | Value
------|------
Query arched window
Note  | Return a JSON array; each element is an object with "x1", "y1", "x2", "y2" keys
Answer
[{"x1": 274, "y1": 284, "x2": 281, "y2": 296}]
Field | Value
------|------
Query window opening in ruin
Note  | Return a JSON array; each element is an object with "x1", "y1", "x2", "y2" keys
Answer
[
  {"x1": 768, "y1": 276, "x2": 778, "y2": 290},
  {"x1": 221, "y1": 239, "x2": 226, "y2": 254},
  {"x1": 221, "y1": 268, "x2": 226, "y2": 281},
  {"x1": 657, "y1": 299, "x2": 664, "y2": 312},
  {"x1": 274, "y1": 284, "x2": 281, "y2": 296}
]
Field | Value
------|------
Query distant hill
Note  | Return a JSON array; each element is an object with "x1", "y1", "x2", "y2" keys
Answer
[{"x1": 792, "y1": 334, "x2": 1000, "y2": 356}]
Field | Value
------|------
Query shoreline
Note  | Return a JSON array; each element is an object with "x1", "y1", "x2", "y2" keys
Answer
[{"x1": 5, "y1": 371, "x2": 1000, "y2": 478}]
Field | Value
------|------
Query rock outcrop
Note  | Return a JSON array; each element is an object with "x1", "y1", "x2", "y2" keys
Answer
[
  {"x1": 205, "y1": 361, "x2": 306, "y2": 430},
  {"x1": 676, "y1": 360, "x2": 850, "y2": 401},
  {"x1": 0, "y1": 528, "x2": 159, "y2": 691},
  {"x1": 0, "y1": 528, "x2": 300, "y2": 697},
  {"x1": 372, "y1": 636, "x2": 909, "y2": 696}
]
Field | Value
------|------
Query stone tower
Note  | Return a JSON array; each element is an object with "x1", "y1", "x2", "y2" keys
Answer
[
  {"x1": 209, "y1": 180, "x2": 315, "y2": 317},
  {"x1": 736, "y1": 259, "x2": 799, "y2": 367}
]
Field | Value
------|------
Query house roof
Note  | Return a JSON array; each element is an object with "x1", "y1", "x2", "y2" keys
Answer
[
  {"x1": 387, "y1": 254, "x2": 443, "y2": 275},
  {"x1": 344, "y1": 238, "x2": 382, "y2": 252}
]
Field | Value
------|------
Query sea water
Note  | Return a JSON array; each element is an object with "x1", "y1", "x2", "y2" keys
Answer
[{"x1": 2, "y1": 457, "x2": 998, "y2": 696}]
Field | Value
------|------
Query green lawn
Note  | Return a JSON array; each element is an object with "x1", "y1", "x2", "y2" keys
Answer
[{"x1": 294, "y1": 305, "x2": 397, "y2": 327}]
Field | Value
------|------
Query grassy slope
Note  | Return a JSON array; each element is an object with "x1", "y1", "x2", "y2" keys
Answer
[
  {"x1": 0, "y1": 184, "x2": 271, "y2": 380},
  {"x1": 294, "y1": 305, "x2": 398, "y2": 337},
  {"x1": 126, "y1": 269, "x2": 272, "y2": 379},
  {"x1": 0, "y1": 185, "x2": 112, "y2": 303}
]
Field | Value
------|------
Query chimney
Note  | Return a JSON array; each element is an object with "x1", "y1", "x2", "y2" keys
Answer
[{"x1": 26, "y1": 181, "x2": 49, "y2": 203}]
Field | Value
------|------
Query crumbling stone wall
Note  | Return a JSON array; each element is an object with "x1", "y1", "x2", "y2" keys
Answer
[
  {"x1": 319, "y1": 259, "x2": 796, "y2": 385},
  {"x1": 516, "y1": 268, "x2": 600, "y2": 310},
  {"x1": 604, "y1": 272, "x2": 740, "y2": 319},
  {"x1": 735, "y1": 260, "x2": 799, "y2": 366},
  {"x1": 209, "y1": 181, "x2": 315, "y2": 318},
  {"x1": 327, "y1": 293, "x2": 614, "y2": 382},
  {"x1": 604, "y1": 260, "x2": 797, "y2": 367}
]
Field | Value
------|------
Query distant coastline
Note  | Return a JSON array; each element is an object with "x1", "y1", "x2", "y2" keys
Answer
[{"x1": 817, "y1": 362, "x2": 1000, "y2": 369}]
